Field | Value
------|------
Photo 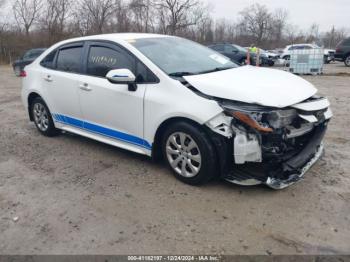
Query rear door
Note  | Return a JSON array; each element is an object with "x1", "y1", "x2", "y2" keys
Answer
[{"x1": 41, "y1": 42, "x2": 85, "y2": 127}]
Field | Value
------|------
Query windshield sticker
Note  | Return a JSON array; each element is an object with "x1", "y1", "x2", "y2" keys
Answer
[{"x1": 209, "y1": 54, "x2": 230, "y2": 65}]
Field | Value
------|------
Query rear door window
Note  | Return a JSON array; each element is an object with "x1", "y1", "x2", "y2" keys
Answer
[
  {"x1": 56, "y1": 46, "x2": 83, "y2": 73},
  {"x1": 40, "y1": 50, "x2": 57, "y2": 69}
]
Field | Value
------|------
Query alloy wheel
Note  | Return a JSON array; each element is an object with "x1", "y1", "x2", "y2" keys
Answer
[
  {"x1": 33, "y1": 103, "x2": 49, "y2": 132},
  {"x1": 166, "y1": 132, "x2": 202, "y2": 178}
]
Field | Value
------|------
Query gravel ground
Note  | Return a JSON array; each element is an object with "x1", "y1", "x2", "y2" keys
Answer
[{"x1": 0, "y1": 63, "x2": 349, "y2": 255}]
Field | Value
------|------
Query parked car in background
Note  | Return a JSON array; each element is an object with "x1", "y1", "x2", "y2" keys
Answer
[
  {"x1": 243, "y1": 47, "x2": 276, "y2": 67},
  {"x1": 12, "y1": 48, "x2": 46, "y2": 76},
  {"x1": 208, "y1": 43, "x2": 248, "y2": 65},
  {"x1": 324, "y1": 48, "x2": 335, "y2": 63},
  {"x1": 21, "y1": 34, "x2": 332, "y2": 189},
  {"x1": 257, "y1": 49, "x2": 277, "y2": 66},
  {"x1": 281, "y1": 44, "x2": 334, "y2": 64},
  {"x1": 335, "y1": 37, "x2": 350, "y2": 67},
  {"x1": 260, "y1": 49, "x2": 280, "y2": 60}
]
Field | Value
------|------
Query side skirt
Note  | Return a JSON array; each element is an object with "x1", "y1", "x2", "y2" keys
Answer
[{"x1": 53, "y1": 121, "x2": 152, "y2": 157}]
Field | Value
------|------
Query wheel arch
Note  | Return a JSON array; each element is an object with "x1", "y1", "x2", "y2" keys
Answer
[
  {"x1": 27, "y1": 92, "x2": 42, "y2": 121},
  {"x1": 151, "y1": 115, "x2": 233, "y2": 180},
  {"x1": 151, "y1": 117, "x2": 204, "y2": 161}
]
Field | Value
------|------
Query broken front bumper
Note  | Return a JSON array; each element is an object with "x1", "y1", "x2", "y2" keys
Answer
[
  {"x1": 265, "y1": 142, "x2": 324, "y2": 189},
  {"x1": 223, "y1": 123, "x2": 327, "y2": 190}
]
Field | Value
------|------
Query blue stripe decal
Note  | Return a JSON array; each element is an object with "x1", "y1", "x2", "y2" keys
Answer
[
  {"x1": 65, "y1": 115, "x2": 84, "y2": 128},
  {"x1": 53, "y1": 114, "x2": 151, "y2": 150}
]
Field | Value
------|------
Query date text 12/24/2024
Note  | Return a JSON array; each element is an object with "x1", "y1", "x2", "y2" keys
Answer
[{"x1": 127, "y1": 256, "x2": 221, "y2": 261}]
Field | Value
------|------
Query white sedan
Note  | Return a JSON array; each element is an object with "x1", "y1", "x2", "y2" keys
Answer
[{"x1": 21, "y1": 34, "x2": 332, "y2": 189}]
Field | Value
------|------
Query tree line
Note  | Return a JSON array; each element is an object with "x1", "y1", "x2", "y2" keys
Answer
[{"x1": 0, "y1": 0, "x2": 348, "y2": 64}]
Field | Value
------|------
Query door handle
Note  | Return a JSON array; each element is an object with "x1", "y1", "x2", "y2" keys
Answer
[
  {"x1": 44, "y1": 75, "x2": 53, "y2": 82},
  {"x1": 79, "y1": 83, "x2": 92, "y2": 91}
]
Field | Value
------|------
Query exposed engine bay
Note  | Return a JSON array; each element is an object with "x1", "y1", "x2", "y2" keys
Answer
[{"x1": 205, "y1": 95, "x2": 332, "y2": 189}]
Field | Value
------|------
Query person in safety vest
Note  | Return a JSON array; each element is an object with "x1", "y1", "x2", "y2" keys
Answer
[{"x1": 249, "y1": 44, "x2": 257, "y2": 53}]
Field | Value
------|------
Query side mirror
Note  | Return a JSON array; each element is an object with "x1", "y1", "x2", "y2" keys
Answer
[
  {"x1": 106, "y1": 69, "x2": 137, "y2": 91},
  {"x1": 106, "y1": 69, "x2": 136, "y2": 83}
]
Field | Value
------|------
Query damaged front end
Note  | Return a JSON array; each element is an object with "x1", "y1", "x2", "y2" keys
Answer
[{"x1": 206, "y1": 96, "x2": 332, "y2": 189}]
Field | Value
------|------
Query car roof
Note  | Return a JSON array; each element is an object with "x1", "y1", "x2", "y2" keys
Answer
[
  {"x1": 64, "y1": 33, "x2": 170, "y2": 43},
  {"x1": 47, "y1": 33, "x2": 172, "y2": 50},
  {"x1": 286, "y1": 43, "x2": 316, "y2": 47},
  {"x1": 28, "y1": 48, "x2": 47, "y2": 52}
]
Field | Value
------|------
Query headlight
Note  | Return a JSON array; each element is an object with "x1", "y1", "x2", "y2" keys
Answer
[
  {"x1": 220, "y1": 100, "x2": 297, "y2": 132},
  {"x1": 230, "y1": 111, "x2": 273, "y2": 133}
]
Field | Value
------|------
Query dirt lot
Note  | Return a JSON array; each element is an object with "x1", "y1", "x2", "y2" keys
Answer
[{"x1": 0, "y1": 63, "x2": 349, "y2": 255}]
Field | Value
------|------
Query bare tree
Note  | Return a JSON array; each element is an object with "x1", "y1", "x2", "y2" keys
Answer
[
  {"x1": 129, "y1": 0, "x2": 155, "y2": 32},
  {"x1": 13, "y1": 0, "x2": 42, "y2": 36},
  {"x1": 74, "y1": 0, "x2": 118, "y2": 35},
  {"x1": 270, "y1": 8, "x2": 288, "y2": 47},
  {"x1": 238, "y1": 3, "x2": 272, "y2": 46},
  {"x1": 194, "y1": 14, "x2": 213, "y2": 43},
  {"x1": 307, "y1": 23, "x2": 320, "y2": 43},
  {"x1": 322, "y1": 26, "x2": 348, "y2": 48},
  {"x1": 154, "y1": 0, "x2": 206, "y2": 35},
  {"x1": 40, "y1": 0, "x2": 71, "y2": 44},
  {"x1": 111, "y1": 0, "x2": 132, "y2": 32}
]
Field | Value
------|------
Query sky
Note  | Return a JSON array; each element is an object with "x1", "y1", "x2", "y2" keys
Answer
[{"x1": 206, "y1": 0, "x2": 350, "y2": 32}]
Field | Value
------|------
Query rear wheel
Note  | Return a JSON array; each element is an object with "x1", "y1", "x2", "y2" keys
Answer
[
  {"x1": 30, "y1": 97, "x2": 59, "y2": 137},
  {"x1": 345, "y1": 55, "x2": 350, "y2": 67},
  {"x1": 162, "y1": 121, "x2": 218, "y2": 185}
]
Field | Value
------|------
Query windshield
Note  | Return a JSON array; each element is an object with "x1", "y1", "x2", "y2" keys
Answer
[
  {"x1": 131, "y1": 37, "x2": 237, "y2": 76},
  {"x1": 233, "y1": 45, "x2": 247, "y2": 53}
]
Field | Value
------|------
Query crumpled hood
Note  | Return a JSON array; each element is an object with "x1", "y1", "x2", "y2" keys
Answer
[{"x1": 183, "y1": 66, "x2": 317, "y2": 108}]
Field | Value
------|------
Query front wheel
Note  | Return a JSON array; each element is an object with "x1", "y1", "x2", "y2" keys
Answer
[
  {"x1": 345, "y1": 55, "x2": 350, "y2": 67},
  {"x1": 162, "y1": 122, "x2": 218, "y2": 185}
]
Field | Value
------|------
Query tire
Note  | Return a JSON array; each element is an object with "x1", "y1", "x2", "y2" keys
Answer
[
  {"x1": 345, "y1": 55, "x2": 350, "y2": 67},
  {"x1": 30, "y1": 97, "x2": 59, "y2": 137},
  {"x1": 14, "y1": 66, "x2": 21, "y2": 77},
  {"x1": 162, "y1": 121, "x2": 218, "y2": 185}
]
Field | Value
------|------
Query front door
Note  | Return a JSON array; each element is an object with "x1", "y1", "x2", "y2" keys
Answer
[{"x1": 78, "y1": 41, "x2": 155, "y2": 151}]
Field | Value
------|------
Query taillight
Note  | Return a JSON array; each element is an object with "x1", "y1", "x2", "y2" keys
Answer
[{"x1": 19, "y1": 70, "x2": 26, "y2": 77}]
